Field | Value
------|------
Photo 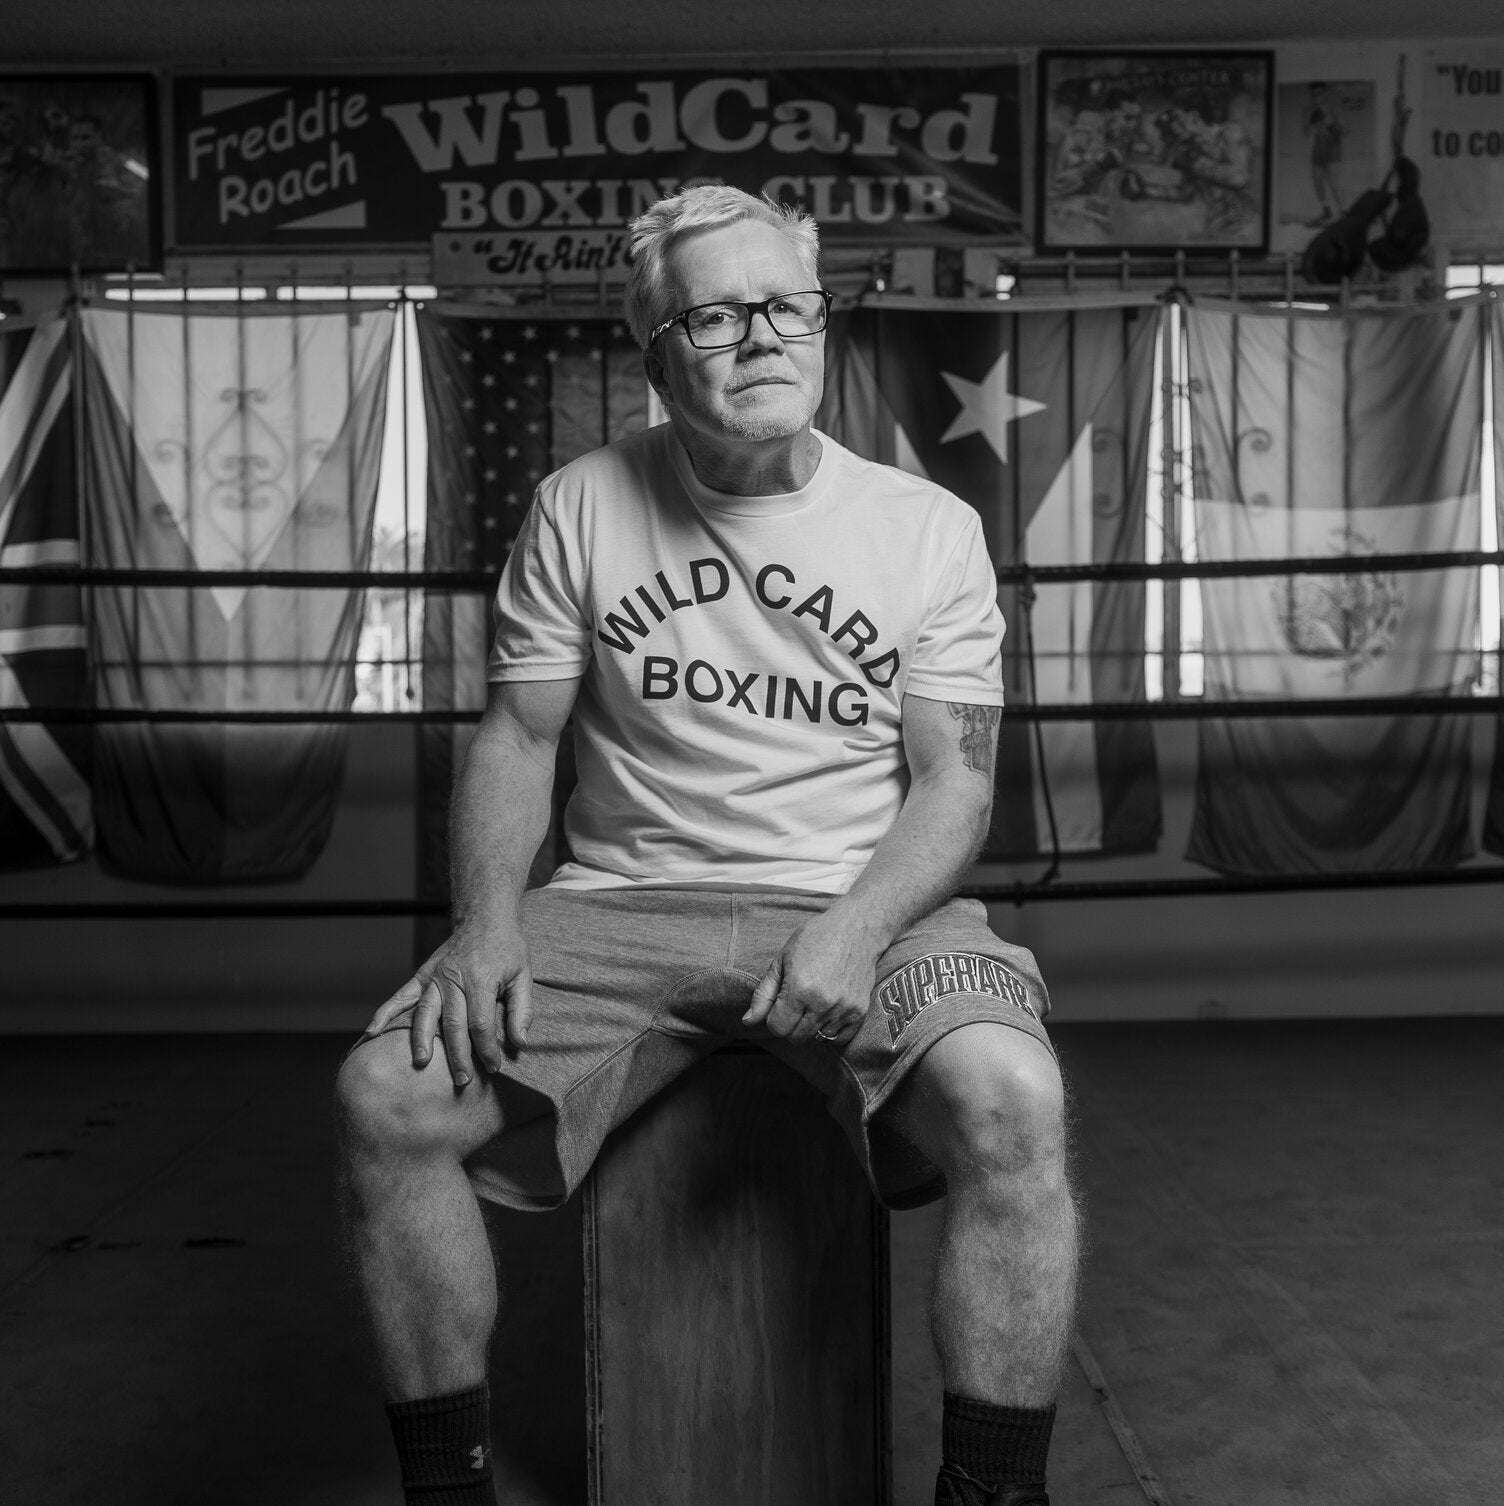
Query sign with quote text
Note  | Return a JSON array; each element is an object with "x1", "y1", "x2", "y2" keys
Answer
[
  {"x1": 170, "y1": 67, "x2": 1026, "y2": 257},
  {"x1": 1422, "y1": 47, "x2": 1504, "y2": 245}
]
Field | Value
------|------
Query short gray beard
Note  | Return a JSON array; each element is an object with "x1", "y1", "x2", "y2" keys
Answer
[{"x1": 718, "y1": 412, "x2": 809, "y2": 442}]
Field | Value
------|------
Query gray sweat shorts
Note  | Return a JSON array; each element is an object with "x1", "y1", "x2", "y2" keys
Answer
[{"x1": 366, "y1": 884, "x2": 1052, "y2": 1212}]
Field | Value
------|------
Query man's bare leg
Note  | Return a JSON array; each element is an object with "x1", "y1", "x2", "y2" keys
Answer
[
  {"x1": 335, "y1": 1030, "x2": 509, "y2": 1500},
  {"x1": 886, "y1": 1023, "x2": 1079, "y2": 1504},
  {"x1": 922, "y1": 1029, "x2": 1078, "y2": 1404}
]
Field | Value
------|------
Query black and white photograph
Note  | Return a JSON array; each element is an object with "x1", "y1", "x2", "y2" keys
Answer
[
  {"x1": 1037, "y1": 50, "x2": 1273, "y2": 252},
  {"x1": 1273, "y1": 77, "x2": 1379, "y2": 239},
  {"x1": 0, "y1": 74, "x2": 158, "y2": 272},
  {"x1": 2, "y1": 9, "x2": 1502, "y2": 1506}
]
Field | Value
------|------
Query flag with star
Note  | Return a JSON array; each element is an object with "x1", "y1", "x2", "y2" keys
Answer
[
  {"x1": 413, "y1": 308, "x2": 649, "y2": 949},
  {"x1": 0, "y1": 314, "x2": 92, "y2": 868},
  {"x1": 820, "y1": 299, "x2": 1164, "y2": 861}
]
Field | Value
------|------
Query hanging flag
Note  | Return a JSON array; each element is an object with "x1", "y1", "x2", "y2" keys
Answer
[
  {"x1": 79, "y1": 301, "x2": 394, "y2": 882},
  {"x1": 0, "y1": 315, "x2": 92, "y2": 867},
  {"x1": 820, "y1": 299, "x2": 1164, "y2": 861},
  {"x1": 1184, "y1": 298, "x2": 1483, "y2": 876},
  {"x1": 413, "y1": 308, "x2": 648, "y2": 951}
]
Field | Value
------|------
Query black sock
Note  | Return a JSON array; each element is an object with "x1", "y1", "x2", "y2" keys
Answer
[
  {"x1": 385, "y1": 1382, "x2": 496, "y2": 1505},
  {"x1": 941, "y1": 1391, "x2": 1055, "y2": 1488}
]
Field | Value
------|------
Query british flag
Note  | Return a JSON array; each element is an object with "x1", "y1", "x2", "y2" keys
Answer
[{"x1": 0, "y1": 314, "x2": 91, "y2": 866}]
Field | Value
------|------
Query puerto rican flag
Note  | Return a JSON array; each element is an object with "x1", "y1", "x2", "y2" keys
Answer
[
  {"x1": 820, "y1": 298, "x2": 1164, "y2": 861},
  {"x1": 0, "y1": 315, "x2": 92, "y2": 866}
]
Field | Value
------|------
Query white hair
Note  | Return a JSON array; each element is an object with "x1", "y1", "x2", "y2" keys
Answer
[{"x1": 624, "y1": 184, "x2": 820, "y2": 348}]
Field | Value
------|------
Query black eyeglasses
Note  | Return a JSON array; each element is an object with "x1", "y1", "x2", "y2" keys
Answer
[{"x1": 649, "y1": 290, "x2": 834, "y2": 349}]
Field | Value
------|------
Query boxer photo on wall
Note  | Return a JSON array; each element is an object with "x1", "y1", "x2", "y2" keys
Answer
[
  {"x1": 1037, "y1": 50, "x2": 1273, "y2": 254},
  {"x1": 0, "y1": 74, "x2": 159, "y2": 273}
]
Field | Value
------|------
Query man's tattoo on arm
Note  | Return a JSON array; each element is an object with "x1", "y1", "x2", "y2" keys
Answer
[{"x1": 947, "y1": 703, "x2": 1001, "y2": 776}]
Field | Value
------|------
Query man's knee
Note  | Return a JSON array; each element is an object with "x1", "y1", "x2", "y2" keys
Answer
[
  {"x1": 335, "y1": 1029, "x2": 477, "y2": 1162},
  {"x1": 907, "y1": 1026, "x2": 1067, "y2": 1182}
]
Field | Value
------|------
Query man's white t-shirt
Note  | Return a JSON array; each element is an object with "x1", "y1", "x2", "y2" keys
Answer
[{"x1": 488, "y1": 424, "x2": 1005, "y2": 892}]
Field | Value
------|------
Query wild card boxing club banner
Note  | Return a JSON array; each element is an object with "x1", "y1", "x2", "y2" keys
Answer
[{"x1": 169, "y1": 67, "x2": 1025, "y2": 259}]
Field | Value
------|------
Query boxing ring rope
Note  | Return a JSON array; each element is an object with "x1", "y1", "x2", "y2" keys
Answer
[
  {"x1": 4, "y1": 865, "x2": 1501, "y2": 920},
  {"x1": 4, "y1": 544, "x2": 1501, "y2": 591},
  {"x1": 4, "y1": 695, "x2": 1504, "y2": 726}
]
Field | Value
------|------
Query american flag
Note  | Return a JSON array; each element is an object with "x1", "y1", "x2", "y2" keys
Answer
[
  {"x1": 412, "y1": 307, "x2": 650, "y2": 947},
  {"x1": 416, "y1": 309, "x2": 648, "y2": 578},
  {"x1": 0, "y1": 315, "x2": 91, "y2": 866}
]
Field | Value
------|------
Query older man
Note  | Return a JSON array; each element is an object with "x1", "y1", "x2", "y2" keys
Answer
[{"x1": 337, "y1": 185, "x2": 1078, "y2": 1506}]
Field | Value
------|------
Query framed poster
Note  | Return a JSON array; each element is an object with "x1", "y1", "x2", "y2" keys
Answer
[
  {"x1": 1037, "y1": 51, "x2": 1273, "y2": 254},
  {"x1": 0, "y1": 74, "x2": 160, "y2": 273}
]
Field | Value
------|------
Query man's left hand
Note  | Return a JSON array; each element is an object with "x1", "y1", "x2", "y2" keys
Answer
[{"x1": 742, "y1": 907, "x2": 883, "y2": 1047}]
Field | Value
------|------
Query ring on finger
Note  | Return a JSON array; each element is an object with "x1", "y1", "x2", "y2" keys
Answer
[{"x1": 814, "y1": 1025, "x2": 841, "y2": 1043}]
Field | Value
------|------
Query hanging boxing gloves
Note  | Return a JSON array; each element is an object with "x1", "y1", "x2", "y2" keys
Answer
[
  {"x1": 1369, "y1": 157, "x2": 1430, "y2": 273},
  {"x1": 1300, "y1": 187, "x2": 1393, "y2": 284},
  {"x1": 1300, "y1": 49, "x2": 1431, "y2": 287}
]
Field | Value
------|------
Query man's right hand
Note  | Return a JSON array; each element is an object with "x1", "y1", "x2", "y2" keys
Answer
[{"x1": 361, "y1": 920, "x2": 534, "y2": 1087}]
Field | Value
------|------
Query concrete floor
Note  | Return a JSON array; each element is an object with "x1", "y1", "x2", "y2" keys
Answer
[{"x1": 3, "y1": 1019, "x2": 1501, "y2": 1505}]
